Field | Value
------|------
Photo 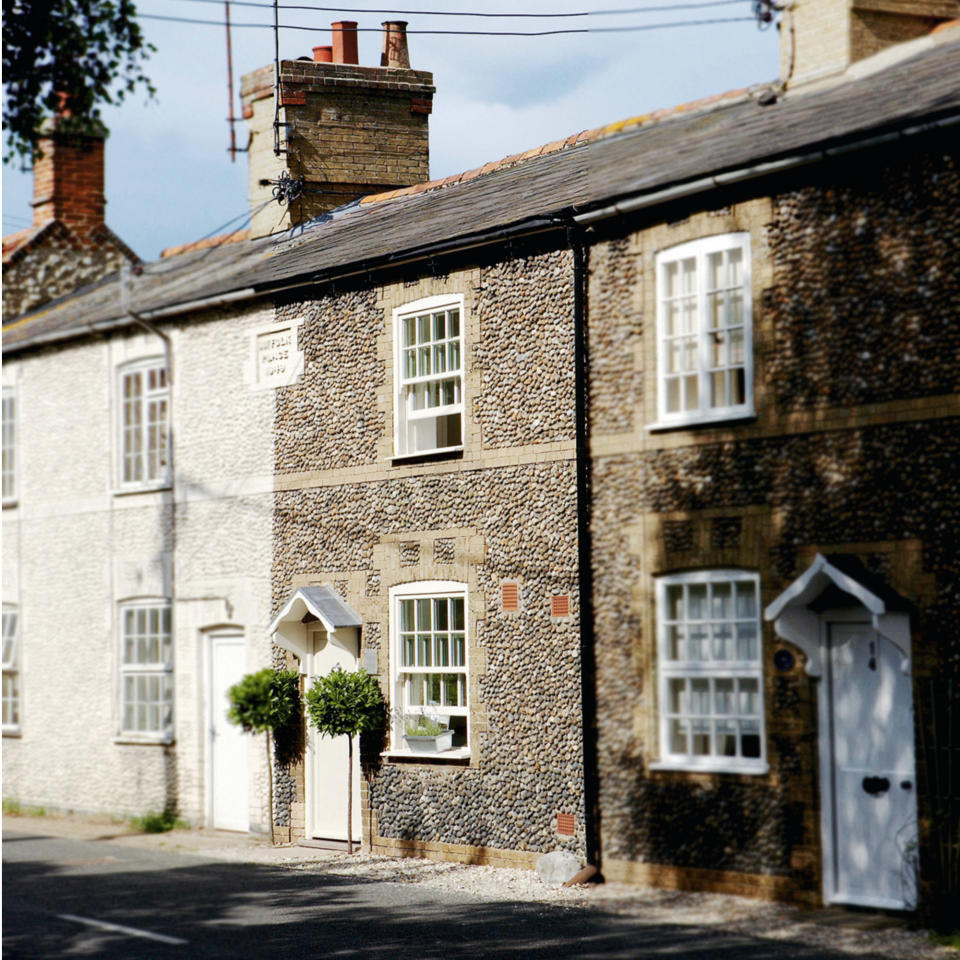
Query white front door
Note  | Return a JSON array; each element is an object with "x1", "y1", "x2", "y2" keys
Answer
[
  {"x1": 306, "y1": 626, "x2": 361, "y2": 841},
  {"x1": 208, "y1": 632, "x2": 249, "y2": 832},
  {"x1": 826, "y1": 622, "x2": 917, "y2": 909}
]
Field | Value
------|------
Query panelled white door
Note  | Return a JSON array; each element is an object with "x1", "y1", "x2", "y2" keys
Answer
[
  {"x1": 307, "y1": 626, "x2": 361, "y2": 841},
  {"x1": 208, "y1": 632, "x2": 249, "y2": 832},
  {"x1": 827, "y1": 622, "x2": 918, "y2": 909}
]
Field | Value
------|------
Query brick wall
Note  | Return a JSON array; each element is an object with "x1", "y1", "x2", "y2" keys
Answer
[
  {"x1": 781, "y1": 0, "x2": 959, "y2": 87},
  {"x1": 241, "y1": 60, "x2": 434, "y2": 237},
  {"x1": 31, "y1": 125, "x2": 106, "y2": 238}
]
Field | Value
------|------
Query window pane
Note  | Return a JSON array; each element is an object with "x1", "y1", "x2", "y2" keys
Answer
[
  {"x1": 443, "y1": 674, "x2": 460, "y2": 706},
  {"x1": 448, "y1": 309, "x2": 460, "y2": 338},
  {"x1": 666, "y1": 585, "x2": 683, "y2": 621},
  {"x1": 688, "y1": 584, "x2": 706, "y2": 620},
  {"x1": 735, "y1": 582, "x2": 756, "y2": 618},
  {"x1": 692, "y1": 720, "x2": 711, "y2": 755},
  {"x1": 741, "y1": 720, "x2": 761, "y2": 758},
  {"x1": 670, "y1": 718, "x2": 688, "y2": 754},
  {"x1": 728, "y1": 247, "x2": 743, "y2": 285},
  {"x1": 666, "y1": 625, "x2": 683, "y2": 660},
  {"x1": 690, "y1": 678, "x2": 709, "y2": 714},
  {"x1": 668, "y1": 678, "x2": 685, "y2": 713},
  {"x1": 707, "y1": 251, "x2": 723, "y2": 290},
  {"x1": 417, "y1": 315, "x2": 430, "y2": 343},
  {"x1": 683, "y1": 374, "x2": 699, "y2": 411},
  {"x1": 712, "y1": 623, "x2": 734, "y2": 660},
  {"x1": 400, "y1": 599, "x2": 415, "y2": 631},
  {"x1": 739, "y1": 677, "x2": 759, "y2": 715},
  {"x1": 417, "y1": 634, "x2": 432, "y2": 667},
  {"x1": 737, "y1": 623, "x2": 758, "y2": 661},
  {"x1": 418, "y1": 346, "x2": 431, "y2": 376},
  {"x1": 688, "y1": 624, "x2": 708, "y2": 661},
  {"x1": 402, "y1": 634, "x2": 415, "y2": 666},
  {"x1": 712, "y1": 582, "x2": 732, "y2": 619},
  {"x1": 416, "y1": 599, "x2": 431, "y2": 630},
  {"x1": 665, "y1": 377, "x2": 681, "y2": 413},
  {"x1": 715, "y1": 678, "x2": 734, "y2": 714},
  {"x1": 717, "y1": 720, "x2": 738, "y2": 757},
  {"x1": 452, "y1": 633, "x2": 465, "y2": 666},
  {"x1": 403, "y1": 316, "x2": 416, "y2": 347},
  {"x1": 435, "y1": 635, "x2": 449, "y2": 667},
  {"x1": 452, "y1": 598, "x2": 464, "y2": 630}
]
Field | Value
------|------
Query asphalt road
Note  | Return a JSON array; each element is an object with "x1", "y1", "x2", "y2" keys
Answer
[{"x1": 4, "y1": 827, "x2": 861, "y2": 959}]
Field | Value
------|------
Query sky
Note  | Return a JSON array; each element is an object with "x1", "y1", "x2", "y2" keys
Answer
[{"x1": 2, "y1": 1, "x2": 782, "y2": 261}]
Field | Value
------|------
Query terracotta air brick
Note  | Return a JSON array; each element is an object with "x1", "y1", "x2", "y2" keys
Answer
[
  {"x1": 557, "y1": 812, "x2": 575, "y2": 836},
  {"x1": 551, "y1": 595, "x2": 570, "y2": 618},
  {"x1": 501, "y1": 582, "x2": 519, "y2": 612}
]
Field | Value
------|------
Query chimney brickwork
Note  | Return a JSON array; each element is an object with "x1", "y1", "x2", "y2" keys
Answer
[
  {"x1": 31, "y1": 119, "x2": 107, "y2": 240},
  {"x1": 241, "y1": 23, "x2": 434, "y2": 238},
  {"x1": 781, "y1": 0, "x2": 959, "y2": 88}
]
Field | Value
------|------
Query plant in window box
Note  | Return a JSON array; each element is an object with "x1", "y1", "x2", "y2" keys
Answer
[{"x1": 403, "y1": 712, "x2": 454, "y2": 752}]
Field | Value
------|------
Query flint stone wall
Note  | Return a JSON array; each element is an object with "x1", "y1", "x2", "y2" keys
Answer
[
  {"x1": 588, "y1": 142, "x2": 959, "y2": 889},
  {"x1": 272, "y1": 251, "x2": 585, "y2": 857}
]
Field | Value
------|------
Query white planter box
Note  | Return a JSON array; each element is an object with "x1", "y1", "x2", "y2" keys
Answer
[{"x1": 404, "y1": 730, "x2": 454, "y2": 753}]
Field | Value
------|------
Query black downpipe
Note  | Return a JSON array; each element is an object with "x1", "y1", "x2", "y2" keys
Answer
[{"x1": 567, "y1": 223, "x2": 602, "y2": 873}]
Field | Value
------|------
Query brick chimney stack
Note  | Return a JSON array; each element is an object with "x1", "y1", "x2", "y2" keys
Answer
[
  {"x1": 780, "y1": 0, "x2": 960, "y2": 89},
  {"x1": 240, "y1": 20, "x2": 434, "y2": 238},
  {"x1": 31, "y1": 112, "x2": 108, "y2": 239}
]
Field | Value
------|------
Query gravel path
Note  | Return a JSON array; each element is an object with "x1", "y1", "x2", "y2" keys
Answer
[{"x1": 289, "y1": 852, "x2": 953, "y2": 959}]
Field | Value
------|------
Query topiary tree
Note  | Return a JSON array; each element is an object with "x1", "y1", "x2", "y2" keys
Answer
[
  {"x1": 227, "y1": 667, "x2": 300, "y2": 844},
  {"x1": 304, "y1": 667, "x2": 384, "y2": 854}
]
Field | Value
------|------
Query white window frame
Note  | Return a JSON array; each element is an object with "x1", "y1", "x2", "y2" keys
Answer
[
  {"x1": 653, "y1": 570, "x2": 767, "y2": 774},
  {"x1": 119, "y1": 600, "x2": 174, "y2": 740},
  {"x1": 393, "y1": 294, "x2": 465, "y2": 458},
  {"x1": 2, "y1": 606, "x2": 20, "y2": 734},
  {"x1": 117, "y1": 359, "x2": 170, "y2": 490},
  {"x1": 2, "y1": 386, "x2": 16, "y2": 505},
  {"x1": 389, "y1": 580, "x2": 469, "y2": 757},
  {"x1": 653, "y1": 233, "x2": 754, "y2": 428}
]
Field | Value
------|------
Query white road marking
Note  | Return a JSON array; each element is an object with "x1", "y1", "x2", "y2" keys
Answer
[{"x1": 57, "y1": 913, "x2": 187, "y2": 946}]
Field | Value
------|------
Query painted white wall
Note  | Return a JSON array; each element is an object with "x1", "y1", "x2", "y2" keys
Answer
[{"x1": 2, "y1": 302, "x2": 281, "y2": 830}]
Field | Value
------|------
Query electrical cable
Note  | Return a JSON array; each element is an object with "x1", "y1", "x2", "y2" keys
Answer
[
  {"x1": 140, "y1": 196, "x2": 276, "y2": 273},
  {"x1": 168, "y1": 0, "x2": 748, "y2": 16},
  {"x1": 139, "y1": 11, "x2": 755, "y2": 33}
]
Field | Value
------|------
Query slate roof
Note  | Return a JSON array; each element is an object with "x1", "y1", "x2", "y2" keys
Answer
[{"x1": 4, "y1": 31, "x2": 959, "y2": 353}]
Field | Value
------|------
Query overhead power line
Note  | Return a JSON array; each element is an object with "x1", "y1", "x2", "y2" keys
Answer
[
  {"x1": 168, "y1": 0, "x2": 748, "y2": 16},
  {"x1": 139, "y1": 11, "x2": 755, "y2": 33}
]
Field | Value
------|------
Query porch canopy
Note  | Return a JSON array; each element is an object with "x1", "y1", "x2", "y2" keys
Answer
[
  {"x1": 764, "y1": 553, "x2": 912, "y2": 677},
  {"x1": 268, "y1": 585, "x2": 362, "y2": 669}
]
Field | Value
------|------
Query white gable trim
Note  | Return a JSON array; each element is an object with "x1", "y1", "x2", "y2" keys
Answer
[
  {"x1": 764, "y1": 554, "x2": 910, "y2": 676},
  {"x1": 269, "y1": 587, "x2": 362, "y2": 670}
]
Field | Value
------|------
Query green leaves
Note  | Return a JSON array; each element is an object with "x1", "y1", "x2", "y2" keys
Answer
[
  {"x1": 2, "y1": 0, "x2": 156, "y2": 162},
  {"x1": 305, "y1": 667, "x2": 385, "y2": 740},
  {"x1": 227, "y1": 668, "x2": 300, "y2": 734}
]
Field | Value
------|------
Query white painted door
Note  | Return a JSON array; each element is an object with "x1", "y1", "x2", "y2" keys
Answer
[
  {"x1": 307, "y1": 627, "x2": 361, "y2": 841},
  {"x1": 209, "y1": 633, "x2": 249, "y2": 832},
  {"x1": 827, "y1": 622, "x2": 917, "y2": 909}
]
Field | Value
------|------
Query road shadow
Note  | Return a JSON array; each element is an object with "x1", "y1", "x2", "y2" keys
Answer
[{"x1": 3, "y1": 833, "x2": 877, "y2": 959}]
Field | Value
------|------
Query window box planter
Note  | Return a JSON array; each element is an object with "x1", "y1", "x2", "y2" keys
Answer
[{"x1": 404, "y1": 730, "x2": 454, "y2": 753}]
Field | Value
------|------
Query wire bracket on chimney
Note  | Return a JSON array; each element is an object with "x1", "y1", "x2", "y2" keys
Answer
[
  {"x1": 271, "y1": 171, "x2": 304, "y2": 207},
  {"x1": 753, "y1": 0, "x2": 780, "y2": 28}
]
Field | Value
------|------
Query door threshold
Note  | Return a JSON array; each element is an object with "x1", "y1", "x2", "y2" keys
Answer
[{"x1": 297, "y1": 838, "x2": 355, "y2": 853}]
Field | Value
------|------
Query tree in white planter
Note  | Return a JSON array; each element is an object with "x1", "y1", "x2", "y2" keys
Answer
[
  {"x1": 304, "y1": 667, "x2": 384, "y2": 854},
  {"x1": 227, "y1": 667, "x2": 300, "y2": 844}
]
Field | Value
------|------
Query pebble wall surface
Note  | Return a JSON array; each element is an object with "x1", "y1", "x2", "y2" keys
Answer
[{"x1": 587, "y1": 142, "x2": 960, "y2": 890}]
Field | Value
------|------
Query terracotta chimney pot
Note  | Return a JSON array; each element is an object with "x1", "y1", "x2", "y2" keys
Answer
[
  {"x1": 332, "y1": 21, "x2": 358, "y2": 64},
  {"x1": 381, "y1": 21, "x2": 410, "y2": 68},
  {"x1": 313, "y1": 45, "x2": 333, "y2": 62}
]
